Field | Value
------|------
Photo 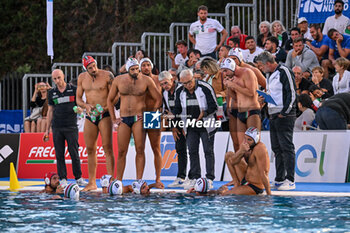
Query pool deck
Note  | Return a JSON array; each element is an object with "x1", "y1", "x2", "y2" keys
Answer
[{"x1": 1, "y1": 178, "x2": 350, "y2": 197}]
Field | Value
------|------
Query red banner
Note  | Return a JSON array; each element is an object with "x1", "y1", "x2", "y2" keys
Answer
[{"x1": 17, "y1": 132, "x2": 118, "y2": 179}]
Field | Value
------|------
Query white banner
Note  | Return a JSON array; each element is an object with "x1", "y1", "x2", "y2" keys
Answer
[
  {"x1": 46, "y1": 0, "x2": 54, "y2": 60},
  {"x1": 122, "y1": 131, "x2": 350, "y2": 183}
]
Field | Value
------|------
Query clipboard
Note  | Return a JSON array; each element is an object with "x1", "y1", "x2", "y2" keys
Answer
[{"x1": 257, "y1": 90, "x2": 277, "y2": 105}]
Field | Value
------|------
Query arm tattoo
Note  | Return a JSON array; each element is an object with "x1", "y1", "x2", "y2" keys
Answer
[{"x1": 108, "y1": 72, "x2": 114, "y2": 85}]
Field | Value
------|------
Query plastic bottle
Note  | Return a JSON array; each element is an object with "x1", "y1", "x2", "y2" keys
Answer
[
  {"x1": 73, "y1": 106, "x2": 84, "y2": 118},
  {"x1": 302, "y1": 121, "x2": 307, "y2": 131}
]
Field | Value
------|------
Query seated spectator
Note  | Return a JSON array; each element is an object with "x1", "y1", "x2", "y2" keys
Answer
[
  {"x1": 293, "y1": 66, "x2": 312, "y2": 95},
  {"x1": 257, "y1": 21, "x2": 272, "y2": 48},
  {"x1": 306, "y1": 24, "x2": 330, "y2": 62},
  {"x1": 328, "y1": 28, "x2": 350, "y2": 61},
  {"x1": 285, "y1": 27, "x2": 302, "y2": 52},
  {"x1": 242, "y1": 36, "x2": 264, "y2": 63},
  {"x1": 309, "y1": 85, "x2": 324, "y2": 107},
  {"x1": 185, "y1": 48, "x2": 201, "y2": 69},
  {"x1": 294, "y1": 94, "x2": 316, "y2": 131},
  {"x1": 333, "y1": 57, "x2": 350, "y2": 94},
  {"x1": 270, "y1": 20, "x2": 288, "y2": 48},
  {"x1": 264, "y1": 36, "x2": 287, "y2": 63},
  {"x1": 24, "y1": 82, "x2": 49, "y2": 133},
  {"x1": 285, "y1": 37, "x2": 319, "y2": 79},
  {"x1": 218, "y1": 45, "x2": 231, "y2": 64},
  {"x1": 226, "y1": 26, "x2": 247, "y2": 49},
  {"x1": 311, "y1": 66, "x2": 334, "y2": 98},
  {"x1": 297, "y1": 17, "x2": 313, "y2": 41},
  {"x1": 315, "y1": 93, "x2": 350, "y2": 130},
  {"x1": 227, "y1": 37, "x2": 240, "y2": 49},
  {"x1": 168, "y1": 68, "x2": 178, "y2": 82},
  {"x1": 168, "y1": 40, "x2": 189, "y2": 69},
  {"x1": 193, "y1": 69, "x2": 205, "y2": 80},
  {"x1": 119, "y1": 49, "x2": 146, "y2": 73}
]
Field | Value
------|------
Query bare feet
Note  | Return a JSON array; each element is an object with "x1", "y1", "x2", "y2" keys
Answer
[
  {"x1": 154, "y1": 181, "x2": 165, "y2": 189},
  {"x1": 224, "y1": 180, "x2": 237, "y2": 187},
  {"x1": 82, "y1": 182, "x2": 98, "y2": 191}
]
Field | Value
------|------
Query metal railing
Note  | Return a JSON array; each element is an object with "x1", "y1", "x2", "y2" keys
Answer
[
  {"x1": 0, "y1": 73, "x2": 25, "y2": 110},
  {"x1": 82, "y1": 52, "x2": 113, "y2": 70},
  {"x1": 169, "y1": 22, "x2": 191, "y2": 53},
  {"x1": 111, "y1": 42, "x2": 142, "y2": 74},
  {"x1": 51, "y1": 63, "x2": 83, "y2": 83},
  {"x1": 22, "y1": 74, "x2": 52, "y2": 120}
]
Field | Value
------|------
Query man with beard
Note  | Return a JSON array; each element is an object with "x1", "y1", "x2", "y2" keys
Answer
[
  {"x1": 323, "y1": 0, "x2": 350, "y2": 35},
  {"x1": 139, "y1": 58, "x2": 164, "y2": 188},
  {"x1": 188, "y1": 5, "x2": 228, "y2": 59},
  {"x1": 42, "y1": 172, "x2": 63, "y2": 194},
  {"x1": 219, "y1": 127, "x2": 271, "y2": 195},
  {"x1": 76, "y1": 56, "x2": 115, "y2": 191},
  {"x1": 264, "y1": 36, "x2": 287, "y2": 64},
  {"x1": 107, "y1": 58, "x2": 162, "y2": 183}
]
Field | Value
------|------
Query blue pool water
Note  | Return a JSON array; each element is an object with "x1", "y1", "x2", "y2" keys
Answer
[{"x1": 0, "y1": 191, "x2": 349, "y2": 232}]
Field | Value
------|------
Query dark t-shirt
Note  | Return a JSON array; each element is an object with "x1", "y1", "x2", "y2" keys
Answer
[
  {"x1": 317, "y1": 78, "x2": 334, "y2": 99},
  {"x1": 321, "y1": 93, "x2": 350, "y2": 122},
  {"x1": 298, "y1": 78, "x2": 312, "y2": 92},
  {"x1": 48, "y1": 84, "x2": 77, "y2": 128}
]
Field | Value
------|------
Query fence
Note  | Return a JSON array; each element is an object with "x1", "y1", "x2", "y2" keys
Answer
[
  {"x1": 0, "y1": 73, "x2": 24, "y2": 110},
  {"x1": 22, "y1": 74, "x2": 52, "y2": 120},
  {"x1": 111, "y1": 42, "x2": 143, "y2": 74}
]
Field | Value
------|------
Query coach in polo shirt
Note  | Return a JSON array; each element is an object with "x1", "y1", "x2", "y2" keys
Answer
[
  {"x1": 172, "y1": 69, "x2": 218, "y2": 190},
  {"x1": 43, "y1": 69, "x2": 85, "y2": 187}
]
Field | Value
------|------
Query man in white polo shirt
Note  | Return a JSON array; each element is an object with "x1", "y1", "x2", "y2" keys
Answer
[
  {"x1": 188, "y1": 5, "x2": 228, "y2": 59},
  {"x1": 322, "y1": 0, "x2": 350, "y2": 35}
]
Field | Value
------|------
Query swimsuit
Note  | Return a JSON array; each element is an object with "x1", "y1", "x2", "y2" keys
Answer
[
  {"x1": 241, "y1": 177, "x2": 264, "y2": 195},
  {"x1": 230, "y1": 108, "x2": 238, "y2": 118},
  {"x1": 237, "y1": 109, "x2": 261, "y2": 124},
  {"x1": 121, "y1": 115, "x2": 142, "y2": 128},
  {"x1": 86, "y1": 111, "x2": 110, "y2": 126}
]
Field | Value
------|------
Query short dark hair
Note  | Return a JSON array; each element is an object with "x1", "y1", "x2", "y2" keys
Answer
[
  {"x1": 293, "y1": 37, "x2": 304, "y2": 44},
  {"x1": 335, "y1": 0, "x2": 344, "y2": 6},
  {"x1": 309, "y1": 23, "x2": 322, "y2": 31},
  {"x1": 187, "y1": 48, "x2": 201, "y2": 57},
  {"x1": 245, "y1": 36, "x2": 255, "y2": 43},
  {"x1": 221, "y1": 45, "x2": 232, "y2": 51},
  {"x1": 266, "y1": 36, "x2": 279, "y2": 47},
  {"x1": 298, "y1": 94, "x2": 313, "y2": 109},
  {"x1": 309, "y1": 84, "x2": 321, "y2": 93},
  {"x1": 198, "y1": 5, "x2": 208, "y2": 12},
  {"x1": 176, "y1": 40, "x2": 187, "y2": 47},
  {"x1": 229, "y1": 37, "x2": 240, "y2": 44},
  {"x1": 290, "y1": 27, "x2": 301, "y2": 34},
  {"x1": 327, "y1": 28, "x2": 338, "y2": 39}
]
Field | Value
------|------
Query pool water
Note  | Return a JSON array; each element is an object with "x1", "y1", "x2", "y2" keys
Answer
[{"x1": 1, "y1": 191, "x2": 349, "y2": 232}]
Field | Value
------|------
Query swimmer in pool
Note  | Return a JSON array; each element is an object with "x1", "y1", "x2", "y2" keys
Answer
[
  {"x1": 42, "y1": 172, "x2": 64, "y2": 194},
  {"x1": 219, "y1": 127, "x2": 271, "y2": 195}
]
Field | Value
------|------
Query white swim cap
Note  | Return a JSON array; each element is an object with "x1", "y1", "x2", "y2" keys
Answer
[
  {"x1": 228, "y1": 48, "x2": 243, "y2": 62},
  {"x1": 245, "y1": 127, "x2": 260, "y2": 144},
  {"x1": 139, "y1": 58, "x2": 154, "y2": 70},
  {"x1": 64, "y1": 183, "x2": 80, "y2": 200},
  {"x1": 194, "y1": 178, "x2": 209, "y2": 193},
  {"x1": 220, "y1": 58, "x2": 236, "y2": 72},
  {"x1": 100, "y1": 175, "x2": 113, "y2": 188},
  {"x1": 108, "y1": 180, "x2": 123, "y2": 195},
  {"x1": 126, "y1": 58, "x2": 139, "y2": 72},
  {"x1": 132, "y1": 179, "x2": 146, "y2": 194}
]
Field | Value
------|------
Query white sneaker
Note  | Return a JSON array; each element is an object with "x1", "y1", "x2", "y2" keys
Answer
[
  {"x1": 270, "y1": 181, "x2": 284, "y2": 189},
  {"x1": 207, "y1": 179, "x2": 213, "y2": 190},
  {"x1": 277, "y1": 179, "x2": 296, "y2": 191},
  {"x1": 183, "y1": 179, "x2": 196, "y2": 190},
  {"x1": 60, "y1": 179, "x2": 67, "y2": 188},
  {"x1": 168, "y1": 177, "x2": 186, "y2": 188},
  {"x1": 76, "y1": 178, "x2": 88, "y2": 187}
]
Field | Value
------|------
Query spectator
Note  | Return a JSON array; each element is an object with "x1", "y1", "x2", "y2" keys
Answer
[
  {"x1": 270, "y1": 20, "x2": 288, "y2": 48},
  {"x1": 294, "y1": 94, "x2": 316, "y2": 131},
  {"x1": 285, "y1": 37, "x2": 319, "y2": 79},
  {"x1": 172, "y1": 69, "x2": 218, "y2": 190},
  {"x1": 168, "y1": 40, "x2": 189, "y2": 69},
  {"x1": 333, "y1": 57, "x2": 350, "y2": 94},
  {"x1": 227, "y1": 37, "x2": 240, "y2": 49},
  {"x1": 264, "y1": 36, "x2": 287, "y2": 64},
  {"x1": 242, "y1": 36, "x2": 264, "y2": 63},
  {"x1": 185, "y1": 48, "x2": 201, "y2": 69},
  {"x1": 257, "y1": 21, "x2": 272, "y2": 48},
  {"x1": 226, "y1": 26, "x2": 248, "y2": 49},
  {"x1": 311, "y1": 66, "x2": 334, "y2": 98},
  {"x1": 315, "y1": 93, "x2": 350, "y2": 130},
  {"x1": 119, "y1": 49, "x2": 146, "y2": 74},
  {"x1": 193, "y1": 69, "x2": 205, "y2": 80},
  {"x1": 322, "y1": 0, "x2": 350, "y2": 35},
  {"x1": 285, "y1": 27, "x2": 302, "y2": 52},
  {"x1": 218, "y1": 45, "x2": 231, "y2": 64},
  {"x1": 293, "y1": 66, "x2": 312, "y2": 95},
  {"x1": 168, "y1": 68, "x2": 178, "y2": 82},
  {"x1": 297, "y1": 17, "x2": 313, "y2": 41},
  {"x1": 309, "y1": 84, "x2": 325, "y2": 108},
  {"x1": 255, "y1": 51, "x2": 297, "y2": 191},
  {"x1": 24, "y1": 82, "x2": 49, "y2": 133},
  {"x1": 188, "y1": 5, "x2": 228, "y2": 59},
  {"x1": 328, "y1": 28, "x2": 350, "y2": 60},
  {"x1": 307, "y1": 24, "x2": 330, "y2": 62}
]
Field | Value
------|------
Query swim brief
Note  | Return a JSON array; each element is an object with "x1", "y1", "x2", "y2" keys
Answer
[
  {"x1": 230, "y1": 108, "x2": 238, "y2": 118},
  {"x1": 121, "y1": 115, "x2": 143, "y2": 128},
  {"x1": 237, "y1": 109, "x2": 261, "y2": 124},
  {"x1": 86, "y1": 111, "x2": 110, "y2": 126},
  {"x1": 241, "y1": 177, "x2": 264, "y2": 195}
]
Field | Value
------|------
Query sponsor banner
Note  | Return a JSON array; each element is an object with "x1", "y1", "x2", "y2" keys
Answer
[
  {"x1": 299, "y1": 0, "x2": 350, "y2": 23},
  {"x1": 0, "y1": 134, "x2": 20, "y2": 177},
  {"x1": 0, "y1": 110, "x2": 29, "y2": 133},
  {"x1": 17, "y1": 132, "x2": 118, "y2": 179}
]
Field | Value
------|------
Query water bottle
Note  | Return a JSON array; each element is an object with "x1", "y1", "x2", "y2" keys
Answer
[
  {"x1": 95, "y1": 104, "x2": 103, "y2": 114},
  {"x1": 130, "y1": 134, "x2": 135, "y2": 147},
  {"x1": 73, "y1": 106, "x2": 84, "y2": 118},
  {"x1": 216, "y1": 97, "x2": 224, "y2": 120}
]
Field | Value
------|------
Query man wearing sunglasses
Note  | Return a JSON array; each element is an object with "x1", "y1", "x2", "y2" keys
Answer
[{"x1": 188, "y1": 5, "x2": 228, "y2": 59}]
